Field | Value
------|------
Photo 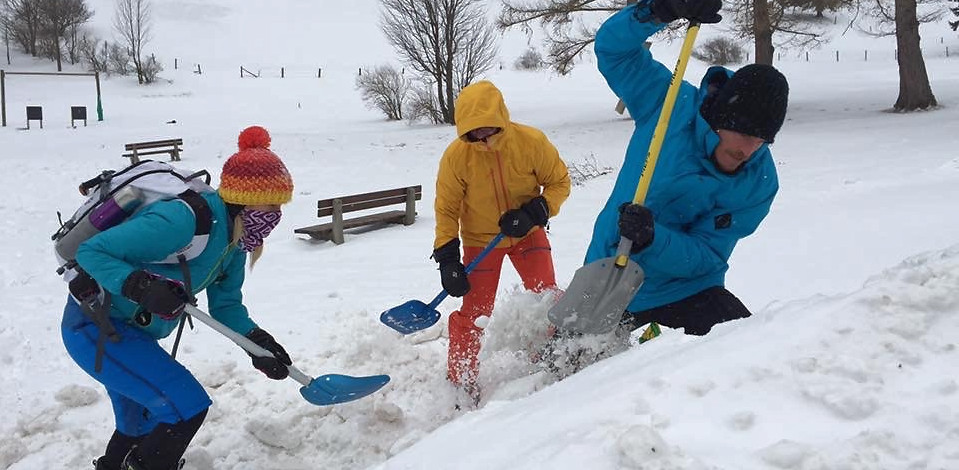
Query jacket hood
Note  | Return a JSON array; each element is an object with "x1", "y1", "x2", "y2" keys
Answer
[
  {"x1": 455, "y1": 81, "x2": 511, "y2": 139},
  {"x1": 698, "y1": 66, "x2": 734, "y2": 101}
]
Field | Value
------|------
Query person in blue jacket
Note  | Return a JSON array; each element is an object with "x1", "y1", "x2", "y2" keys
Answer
[
  {"x1": 62, "y1": 126, "x2": 295, "y2": 470},
  {"x1": 585, "y1": 1, "x2": 789, "y2": 337}
]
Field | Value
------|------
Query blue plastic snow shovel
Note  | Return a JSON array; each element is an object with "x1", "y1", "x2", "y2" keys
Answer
[
  {"x1": 184, "y1": 305, "x2": 390, "y2": 406},
  {"x1": 380, "y1": 233, "x2": 506, "y2": 334}
]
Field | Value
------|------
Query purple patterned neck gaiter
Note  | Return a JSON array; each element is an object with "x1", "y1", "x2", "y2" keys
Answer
[{"x1": 239, "y1": 209, "x2": 282, "y2": 252}]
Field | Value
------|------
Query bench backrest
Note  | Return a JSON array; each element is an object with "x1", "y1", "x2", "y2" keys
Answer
[
  {"x1": 125, "y1": 139, "x2": 184, "y2": 151},
  {"x1": 317, "y1": 185, "x2": 422, "y2": 217}
]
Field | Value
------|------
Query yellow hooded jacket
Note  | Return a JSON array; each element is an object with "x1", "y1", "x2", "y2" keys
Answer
[{"x1": 434, "y1": 81, "x2": 572, "y2": 249}]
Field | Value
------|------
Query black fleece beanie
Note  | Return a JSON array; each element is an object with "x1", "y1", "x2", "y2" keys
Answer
[{"x1": 700, "y1": 64, "x2": 789, "y2": 143}]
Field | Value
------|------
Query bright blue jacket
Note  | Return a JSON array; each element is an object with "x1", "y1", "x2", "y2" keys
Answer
[
  {"x1": 75, "y1": 191, "x2": 258, "y2": 339},
  {"x1": 585, "y1": 5, "x2": 779, "y2": 312}
]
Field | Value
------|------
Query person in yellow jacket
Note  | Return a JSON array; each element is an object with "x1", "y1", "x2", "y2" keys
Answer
[{"x1": 432, "y1": 80, "x2": 571, "y2": 398}]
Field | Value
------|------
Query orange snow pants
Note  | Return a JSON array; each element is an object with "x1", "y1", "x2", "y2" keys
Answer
[{"x1": 447, "y1": 229, "x2": 556, "y2": 386}]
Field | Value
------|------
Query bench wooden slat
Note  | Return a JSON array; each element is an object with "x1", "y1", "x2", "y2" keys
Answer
[
  {"x1": 295, "y1": 185, "x2": 420, "y2": 245},
  {"x1": 294, "y1": 211, "x2": 407, "y2": 240},
  {"x1": 317, "y1": 192, "x2": 422, "y2": 217},
  {"x1": 125, "y1": 139, "x2": 183, "y2": 150},
  {"x1": 122, "y1": 149, "x2": 180, "y2": 158},
  {"x1": 318, "y1": 185, "x2": 422, "y2": 209},
  {"x1": 123, "y1": 138, "x2": 184, "y2": 164}
]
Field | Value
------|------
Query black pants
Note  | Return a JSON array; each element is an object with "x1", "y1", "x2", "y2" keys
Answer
[{"x1": 620, "y1": 286, "x2": 751, "y2": 336}]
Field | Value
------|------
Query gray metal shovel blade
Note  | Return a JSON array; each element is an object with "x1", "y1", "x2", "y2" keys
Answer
[{"x1": 548, "y1": 244, "x2": 645, "y2": 335}]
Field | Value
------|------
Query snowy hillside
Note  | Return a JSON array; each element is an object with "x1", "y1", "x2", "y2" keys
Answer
[{"x1": 2, "y1": 0, "x2": 959, "y2": 469}]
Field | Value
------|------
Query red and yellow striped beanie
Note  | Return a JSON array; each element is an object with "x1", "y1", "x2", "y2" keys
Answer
[{"x1": 218, "y1": 126, "x2": 294, "y2": 206}]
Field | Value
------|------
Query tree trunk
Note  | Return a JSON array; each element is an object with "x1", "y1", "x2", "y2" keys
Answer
[
  {"x1": 753, "y1": 0, "x2": 775, "y2": 65},
  {"x1": 434, "y1": 77, "x2": 447, "y2": 124},
  {"x1": 893, "y1": 0, "x2": 937, "y2": 110},
  {"x1": 54, "y1": 42, "x2": 63, "y2": 71}
]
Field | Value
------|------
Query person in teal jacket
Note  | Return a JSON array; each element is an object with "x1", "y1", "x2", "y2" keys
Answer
[
  {"x1": 584, "y1": 1, "x2": 789, "y2": 337},
  {"x1": 62, "y1": 126, "x2": 295, "y2": 470}
]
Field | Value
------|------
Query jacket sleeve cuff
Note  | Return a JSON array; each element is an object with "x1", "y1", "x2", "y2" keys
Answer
[{"x1": 630, "y1": 1, "x2": 667, "y2": 25}]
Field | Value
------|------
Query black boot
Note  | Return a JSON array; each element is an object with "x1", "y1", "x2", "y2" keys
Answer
[
  {"x1": 94, "y1": 430, "x2": 146, "y2": 470},
  {"x1": 121, "y1": 447, "x2": 185, "y2": 470},
  {"x1": 121, "y1": 408, "x2": 206, "y2": 470}
]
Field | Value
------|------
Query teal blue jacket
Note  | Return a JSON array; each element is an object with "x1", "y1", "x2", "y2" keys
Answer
[
  {"x1": 585, "y1": 5, "x2": 779, "y2": 312},
  {"x1": 75, "y1": 191, "x2": 257, "y2": 339}
]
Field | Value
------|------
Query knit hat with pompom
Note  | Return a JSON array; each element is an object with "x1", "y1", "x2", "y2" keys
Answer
[{"x1": 218, "y1": 126, "x2": 294, "y2": 206}]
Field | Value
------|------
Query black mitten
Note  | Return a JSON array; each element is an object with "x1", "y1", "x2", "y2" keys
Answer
[
  {"x1": 122, "y1": 270, "x2": 190, "y2": 320},
  {"x1": 246, "y1": 328, "x2": 292, "y2": 380},
  {"x1": 650, "y1": 0, "x2": 723, "y2": 24},
  {"x1": 499, "y1": 196, "x2": 549, "y2": 237},
  {"x1": 618, "y1": 203, "x2": 655, "y2": 254},
  {"x1": 433, "y1": 238, "x2": 470, "y2": 297}
]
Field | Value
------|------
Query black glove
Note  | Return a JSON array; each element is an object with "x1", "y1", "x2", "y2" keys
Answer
[
  {"x1": 433, "y1": 238, "x2": 470, "y2": 297},
  {"x1": 246, "y1": 328, "x2": 292, "y2": 380},
  {"x1": 650, "y1": 0, "x2": 723, "y2": 24},
  {"x1": 618, "y1": 203, "x2": 655, "y2": 254},
  {"x1": 499, "y1": 196, "x2": 550, "y2": 238},
  {"x1": 122, "y1": 270, "x2": 190, "y2": 320}
]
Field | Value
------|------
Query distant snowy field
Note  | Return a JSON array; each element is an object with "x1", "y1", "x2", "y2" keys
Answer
[{"x1": 1, "y1": 1, "x2": 959, "y2": 469}]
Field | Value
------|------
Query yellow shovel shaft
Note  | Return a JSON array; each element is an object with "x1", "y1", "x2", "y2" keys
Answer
[
  {"x1": 634, "y1": 24, "x2": 700, "y2": 205},
  {"x1": 615, "y1": 23, "x2": 701, "y2": 269}
]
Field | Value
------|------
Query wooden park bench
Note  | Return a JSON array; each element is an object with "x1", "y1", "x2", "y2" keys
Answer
[
  {"x1": 123, "y1": 138, "x2": 184, "y2": 164},
  {"x1": 294, "y1": 185, "x2": 422, "y2": 245}
]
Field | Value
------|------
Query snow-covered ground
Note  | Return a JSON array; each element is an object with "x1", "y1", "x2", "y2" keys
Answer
[{"x1": 2, "y1": 1, "x2": 958, "y2": 469}]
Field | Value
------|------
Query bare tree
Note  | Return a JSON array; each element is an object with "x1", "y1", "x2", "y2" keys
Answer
[
  {"x1": 79, "y1": 34, "x2": 108, "y2": 72},
  {"x1": 140, "y1": 51, "x2": 161, "y2": 82},
  {"x1": 853, "y1": 0, "x2": 941, "y2": 110},
  {"x1": 3, "y1": 0, "x2": 42, "y2": 56},
  {"x1": 114, "y1": 0, "x2": 151, "y2": 84},
  {"x1": 498, "y1": 0, "x2": 626, "y2": 74},
  {"x1": 37, "y1": 0, "x2": 92, "y2": 71},
  {"x1": 724, "y1": 0, "x2": 833, "y2": 65},
  {"x1": 380, "y1": 0, "x2": 498, "y2": 124},
  {"x1": 514, "y1": 47, "x2": 545, "y2": 70},
  {"x1": 692, "y1": 36, "x2": 746, "y2": 64},
  {"x1": 356, "y1": 64, "x2": 410, "y2": 120},
  {"x1": 107, "y1": 40, "x2": 130, "y2": 74},
  {"x1": 950, "y1": 0, "x2": 958, "y2": 30}
]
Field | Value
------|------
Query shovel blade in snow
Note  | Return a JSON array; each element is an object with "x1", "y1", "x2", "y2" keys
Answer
[
  {"x1": 380, "y1": 300, "x2": 441, "y2": 335},
  {"x1": 300, "y1": 374, "x2": 391, "y2": 406},
  {"x1": 548, "y1": 255, "x2": 645, "y2": 335}
]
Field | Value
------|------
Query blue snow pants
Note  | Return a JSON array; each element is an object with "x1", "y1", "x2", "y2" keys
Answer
[{"x1": 61, "y1": 297, "x2": 211, "y2": 436}]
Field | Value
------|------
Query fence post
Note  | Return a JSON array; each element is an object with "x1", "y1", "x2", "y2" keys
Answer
[
  {"x1": 95, "y1": 71, "x2": 103, "y2": 121},
  {"x1": 836, "y1": 50, "x2": 839, "y2": 62},
  {"x1": 281, "y1": 67, "x2": 285, "y2": 78},
  {"x1": 864, "y1": 50, "x2": 867, "y2": 61},
  {"x1": 318, "y1": 67, "x2": 322, "y2": 78},
  {"x1": 174, "y1": 58, "x2": 178, "y2": 70},
  {"x1": 358, "y1": 67, "x2": 362, "y2": 76},
  {"x1": 947, "y1": 46, "x2": 950, "y2": 58},
  {"x1": 806, "y1": 51, "x2": 809, "y2": 62},
  {"x1": 239, "y1": 66, "x2": 242, "y2": 78},
  {"x1": 1, "y1": 69, "x2": 6, "y2": 127}
]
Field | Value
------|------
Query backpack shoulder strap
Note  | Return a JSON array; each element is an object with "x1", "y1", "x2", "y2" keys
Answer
[
  {"x1": 154, "y1": 190, "x2": 214, "y2": 264},
  {"x1": 177, "y1": 189, "x2": 212, "y2": 236}
]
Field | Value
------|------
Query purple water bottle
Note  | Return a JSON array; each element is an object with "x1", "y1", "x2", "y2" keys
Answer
[
  {"x1": 55, "y1": 186, "x2": 144, "y2": 263},
  {"x1": 89, "y1": 186, "x2": 143, "y2": 230}
]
